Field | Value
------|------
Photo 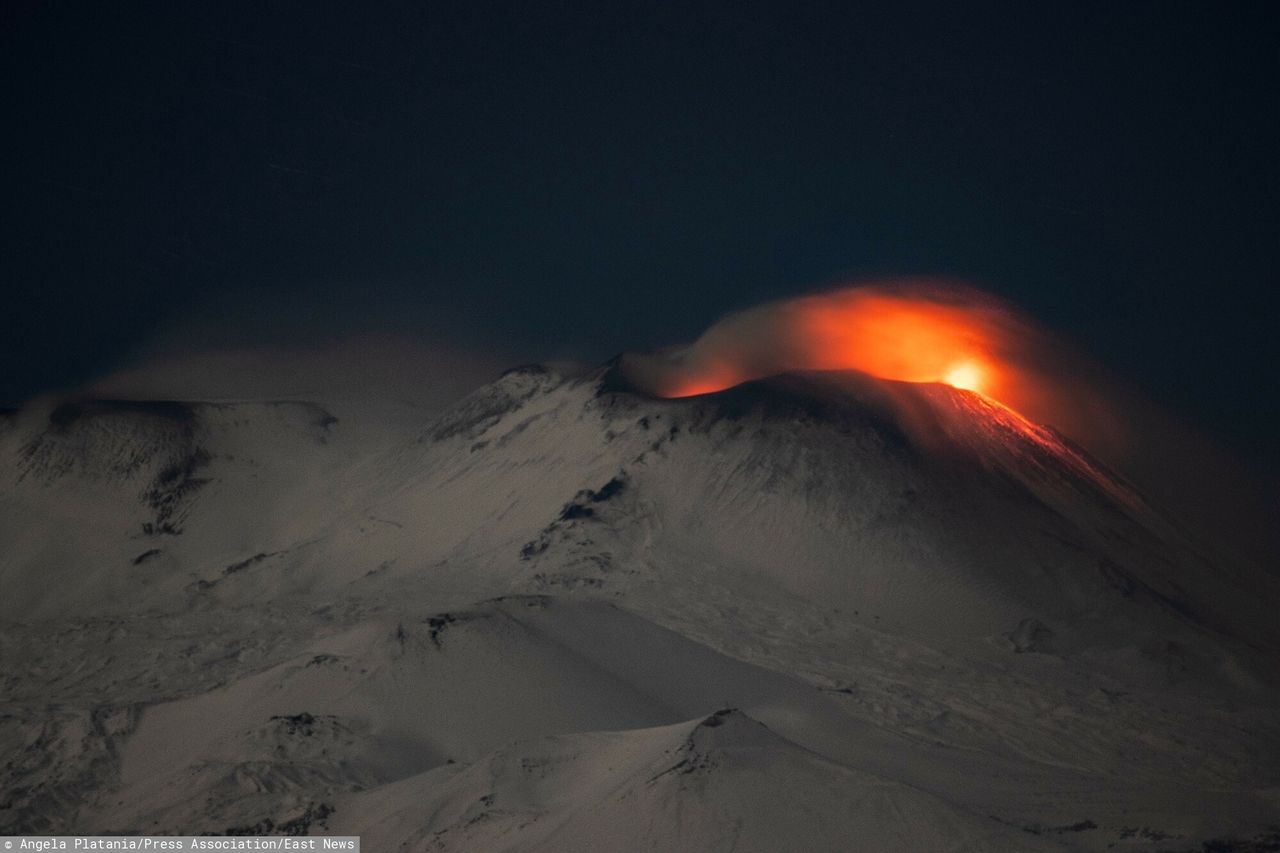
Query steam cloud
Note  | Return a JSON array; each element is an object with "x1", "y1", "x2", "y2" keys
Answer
[
  {"x1": 622, "y1": 279, "x2": 1278, "y2": 564},
  {"x1": 622, "y1": 280, "x2": 1126, "y2": 459},
  {"x1": 89, "y1": 335, "x2": 515, "y2": 416}
]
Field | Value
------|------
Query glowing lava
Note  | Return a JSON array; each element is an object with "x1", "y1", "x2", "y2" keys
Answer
[
  {"x1": 943, "y1": 360, "x2": 986, "y2": 393},
  {"x1": 643, "y1": 286, "x2": 1016, "y2": 403},
  {"x1": 622, "y1": 280, "x2": 1135, "y2": 490}
]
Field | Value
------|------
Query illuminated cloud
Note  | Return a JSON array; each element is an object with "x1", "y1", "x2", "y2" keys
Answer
[{"x1": 622, "y1": 281, "x2": 1121, "y2": 449}]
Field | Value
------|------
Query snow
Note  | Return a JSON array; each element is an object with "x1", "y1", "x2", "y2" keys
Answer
[{"x1": 2, "y1": 365, "x2": 1278, "y2": 849}]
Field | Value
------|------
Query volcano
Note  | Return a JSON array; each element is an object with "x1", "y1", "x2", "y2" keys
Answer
[{"x1": 2, "y1": 362, "x2": 1278, "y2": 851}]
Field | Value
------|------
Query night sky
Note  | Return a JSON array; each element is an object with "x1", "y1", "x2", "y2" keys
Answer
[{"x1": 3, "y1": 2, "x2": 1277, "y2": 471}]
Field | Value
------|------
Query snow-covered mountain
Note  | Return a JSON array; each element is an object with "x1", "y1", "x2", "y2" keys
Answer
[{"x1": 2, "y1": 363, "x2": 1278, "y2": 850}]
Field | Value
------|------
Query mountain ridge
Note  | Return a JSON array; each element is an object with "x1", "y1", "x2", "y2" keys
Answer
[{"x1": 2, "y1": 362, "x2": 1279, "y2": 848}]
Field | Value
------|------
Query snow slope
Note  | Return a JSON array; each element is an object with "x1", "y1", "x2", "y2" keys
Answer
[{"x1": 2, "y1": 364, "x2": 1278, "y2": 850}]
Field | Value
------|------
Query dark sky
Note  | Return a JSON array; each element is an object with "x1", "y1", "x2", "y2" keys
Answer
[{"x1": 3, "y1": 2, "x2": 1277, "y2": 468}]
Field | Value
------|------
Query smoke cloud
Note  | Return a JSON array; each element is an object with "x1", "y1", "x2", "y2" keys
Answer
[
  {"x1": 622, "y1": 280, "x2": 1129, "y2": 461},
  {"x1": 621, "y1": 280, "x2": 1279, "y2": 565},
  {"x1": 88, "y1": 335, "x2": 514, "y2": 415}
]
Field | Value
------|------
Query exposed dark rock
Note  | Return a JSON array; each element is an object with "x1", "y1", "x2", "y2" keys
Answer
[
  {"x1": 1006, "y1": 618, "x2": 1054, "y2": 654},
  {"x1": 556, "y1": 474, "x2": 629, "y2": 521},
  {"x1": 269, "y1": 712, "x2": 318, "y2": 736},
  {"x1": 425, "y1": 613, "x2": 456, "y2": 649},
  {"x1": 223, "y1": 552, "x2": 276, "y2": 576}
]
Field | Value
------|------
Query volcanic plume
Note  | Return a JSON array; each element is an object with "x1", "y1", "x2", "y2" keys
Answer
[{"x1": 621, "y1": 281, "x2": 1125, "y2": 461}]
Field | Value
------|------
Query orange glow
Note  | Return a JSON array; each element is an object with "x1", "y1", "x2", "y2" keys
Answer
[
  {"x1": 622, "y1": 281, "x2": 1132, "y2": 477},
  {"x1": 652, "y1": 288, "x2": 1015, "y2": 403},
  {"x1": 943, "y1": 360, "x2": 985, "y2": 393}
]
